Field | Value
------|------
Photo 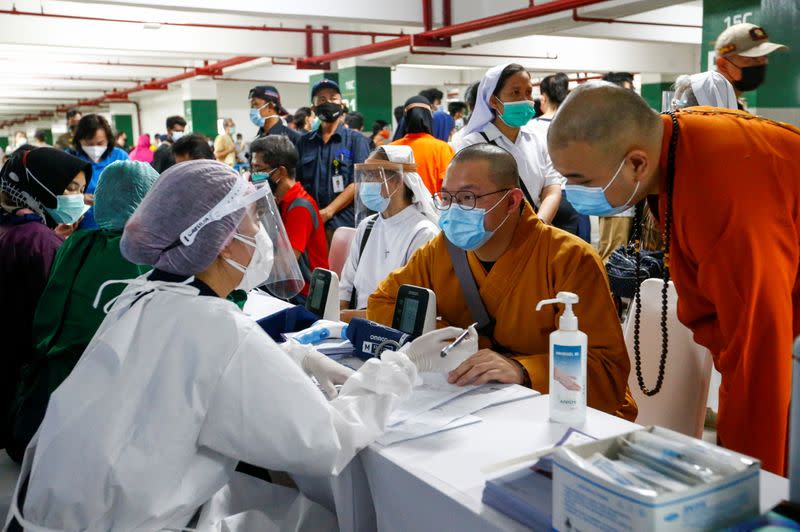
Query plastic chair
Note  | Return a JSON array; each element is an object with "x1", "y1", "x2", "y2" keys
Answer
[
  {"x1": 623, "y1": 279, "x2": 713, "y2": 438},
  {"x1": 328, "y1": 227, "x2": 357, "y2": 278}
]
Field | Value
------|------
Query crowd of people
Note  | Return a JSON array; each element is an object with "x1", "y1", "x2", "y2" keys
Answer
[{"x1": 0, "y1": 20, "x2": 798, "y2": 530}]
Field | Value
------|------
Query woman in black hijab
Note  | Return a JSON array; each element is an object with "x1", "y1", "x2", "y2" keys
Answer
[
  {"x1": 392, "y1": 95, "x2": 434, "y2": 141},
  {"x1": 0, "y1": 147, "x2": 90, "y2": 450}
]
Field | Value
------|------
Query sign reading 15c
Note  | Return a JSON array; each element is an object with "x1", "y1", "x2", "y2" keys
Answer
[{"x1": 724, "y1": 12, "x2": 753, "y2": 27}]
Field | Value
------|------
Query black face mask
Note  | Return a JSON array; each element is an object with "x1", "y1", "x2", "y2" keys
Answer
[
  {"x1": 268, "y1": 175, "x2": 280, "y2": 195},
  {"x1": 732, "y1": 64, "x2": 766, "y2": 92},
  {"x1": 314, "y1": 102, "x2": 344, "y2": 123}
]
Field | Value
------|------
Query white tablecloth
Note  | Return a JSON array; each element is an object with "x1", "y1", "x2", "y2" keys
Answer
[{"x1": 295, "y1": 394, "x2": 790, "y2": 531}]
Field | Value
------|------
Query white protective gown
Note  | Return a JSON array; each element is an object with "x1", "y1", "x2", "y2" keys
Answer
[
  {"x1": 339, "y1": 205, "x2": 438, "y2": 310},
  {"x1": 9, "y1": 277, "x2": 416, "y2": 531}
]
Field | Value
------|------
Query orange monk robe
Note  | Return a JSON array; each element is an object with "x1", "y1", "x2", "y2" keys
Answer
[
  {"x1": 653, "y1": 108, "x2": 800, "y2": 475},
  {"x1": 390, "y1": 133, "x2": 455, "y2": 194},
  {"x1": 368, "y1": 204, "x2": 638, "y2": 421}
]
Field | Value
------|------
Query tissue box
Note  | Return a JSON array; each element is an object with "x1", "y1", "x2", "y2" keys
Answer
[{"x1": 552, "y1": 426, "x2": 760, "y2": 531}]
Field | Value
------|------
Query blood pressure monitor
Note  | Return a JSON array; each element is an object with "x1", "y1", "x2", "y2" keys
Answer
[
  {"x1": 392, "y1": 285, "x2": 436, "y2": 337},
  {"x1": 305, "y1": 268, "x2": 340, "y2": 322}
]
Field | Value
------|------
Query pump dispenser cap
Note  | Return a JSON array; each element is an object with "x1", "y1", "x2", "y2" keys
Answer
[{"x1": 536, "y1": 291, "x2": 579, "y2": 331}]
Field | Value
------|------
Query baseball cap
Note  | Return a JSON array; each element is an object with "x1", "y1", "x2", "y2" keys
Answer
[
  {"x1": 311, "y1": 78, "x2": 341, "y2": 100},
  {"x1": 715, "y1": 23, "x2": 788, "y2": 58},
  {"x1": 248, "y1": 85, "x2": 287, "y2": 114}
]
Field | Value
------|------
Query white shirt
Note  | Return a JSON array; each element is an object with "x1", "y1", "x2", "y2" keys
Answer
[
  {"x1": 340, "y1": 205, "x2": 439, "y2": 309},
  {"x1": 457, "y1": 122, "x2": 564, "y2": 207}
]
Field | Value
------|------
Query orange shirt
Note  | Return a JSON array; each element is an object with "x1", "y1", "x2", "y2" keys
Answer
[
  {"x1": 367, "y1": 204, "x2": 637, "y2": 421},
  {"x1": 654, "y1": 108, "x2": 800, "y2": 474},
  {"x1": 391, "y1": 133, "x2": 455, "y2": 194}
]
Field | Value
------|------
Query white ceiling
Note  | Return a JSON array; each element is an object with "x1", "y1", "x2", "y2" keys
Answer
[{"x1": 0, "y1": 0, "x2": 703, "y2": 126}]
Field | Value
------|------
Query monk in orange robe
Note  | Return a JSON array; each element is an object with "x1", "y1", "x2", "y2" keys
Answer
[
  {"x1": 548, "y1": 83, "x2": 800, "y2": 475},
  {"x1": 368, "y1": 144, "x2": 637, "y2": 421}
]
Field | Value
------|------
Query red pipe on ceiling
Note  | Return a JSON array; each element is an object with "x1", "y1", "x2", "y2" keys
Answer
[
  {"x1": 422, "y1": 0, "x2": 433, "y2": 32},
  {"x1": 442, "y1": 0, "x2": 452, "y2": 27},
  {"x1": 410, "y1": 49, "x2": 557, "y2": 60},
  {"x1": 0, "y1": 8, "x2": 406, "y2": 38},
  {"x1": 299, "y1": 0, "x2": 608, "y2": 66},
  {"x1": 571, "y1": 9, "x2": 702, "y2": 29}
]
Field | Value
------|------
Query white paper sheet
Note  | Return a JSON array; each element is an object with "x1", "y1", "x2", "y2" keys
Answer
[
  {"x1": 387, "y1": 373, "x2": 478, "y2": 426},
  {"x1": 242, "y1": 291, "x2": 294, "y2": 320},
  {"x1": 377, "y1": 416, "x2": 482, "y2": 446}
]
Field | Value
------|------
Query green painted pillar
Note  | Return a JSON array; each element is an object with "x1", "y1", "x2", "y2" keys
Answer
[
  {"x1": 702, "y1": 0, "x2": 761, "y2": 107},
  {"x1": 111, "y1": 115, "x2": 133, "y2": 150},
  {"x1": 757, "y1": 0, "x2": 800, "y2": 123},
  {"x1": 641, "y1": 82, "x2": 674, "y2": 111},
  {"x1": 337, "y1": 66, "x2": 392, "y2": 129},
  {"x1": 183, "y1": 100, "x2": 218, "y2": 139},
  {"x1": 0, "y1": 137, "x2": 8, "y2": 151}
]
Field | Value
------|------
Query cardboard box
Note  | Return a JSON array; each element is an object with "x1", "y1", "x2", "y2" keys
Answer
[{"x1": 552, "y1": 426, "x2": 760, "y2": 531}]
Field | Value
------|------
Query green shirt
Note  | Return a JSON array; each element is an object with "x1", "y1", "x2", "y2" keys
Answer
[{"x1": 7, "y1": 229, "x2": 149, "y2": 461}]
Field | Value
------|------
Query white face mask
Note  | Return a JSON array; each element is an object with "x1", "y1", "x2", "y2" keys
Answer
[
  {"x1": 83, "y1": 145, "x2": 106, "y2": 163},
  {"x1": 171, "y1": 131, "x2": 185, "y2": 142},
  {"x1": 223, "y1": 226, "x2": 275, "y2": 292}
]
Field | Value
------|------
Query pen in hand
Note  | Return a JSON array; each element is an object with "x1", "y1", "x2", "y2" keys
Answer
[{"x1": 440, "y1": 323, "x2": 477, "y2": 358}]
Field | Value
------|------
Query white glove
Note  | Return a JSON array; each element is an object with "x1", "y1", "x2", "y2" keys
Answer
[
  {"x1": 400, "y1": 326, "x2": 479, "y2": 373},
  {"x1": 283, "y1": 340, "x2": 355, "y2": 399}
]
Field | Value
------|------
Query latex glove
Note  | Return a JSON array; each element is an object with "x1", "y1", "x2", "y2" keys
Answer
[
  {"x1": 302, "y1": 351, "x2": 354, "y2": 399},
  {"x1": 283, "y1": 340, "x2": 355, "y2": 399},
  {"x1": 400, "y1": 326, "x2": 479, "y2": 373}
]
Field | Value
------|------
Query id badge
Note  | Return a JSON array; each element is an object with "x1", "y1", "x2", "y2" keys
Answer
[{"x1": 332, "y1": 174, "x2": 345, "y2": 193}]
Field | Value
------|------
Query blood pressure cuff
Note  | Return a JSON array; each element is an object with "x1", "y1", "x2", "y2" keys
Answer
[
  {"x1": 345, "y1": 317, "x2": 412, "y2": 361},
  {"x1": 257, "y1": 305, "x2": 320, "y2": 343}
]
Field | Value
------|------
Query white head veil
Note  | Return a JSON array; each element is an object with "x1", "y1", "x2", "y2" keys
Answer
[
  {"x1": 673, "y1": 71, "x2": 737, "y2": 110},
  {"x1": 460, "y1": 63, "x2": 512, "y2": 138},
  {"x1": 380, "y1": 145, "x2": 439, "y2": 224}
]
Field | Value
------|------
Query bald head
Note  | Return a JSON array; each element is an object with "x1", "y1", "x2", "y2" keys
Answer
[
  {"x1": 450, "y1": 143, "x2": 520, "y2": 189},
  {"x1": 548, "y1": 82, "x2": 661, "y2": 157}
]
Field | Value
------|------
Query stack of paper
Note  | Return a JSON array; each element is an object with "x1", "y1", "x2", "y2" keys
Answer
[
  {"x1": 377, "y1": 374, "x2": 539, "y2": 445},
  {"x1": 482, "y1": 428, "x2": 595, "y2": 531}
]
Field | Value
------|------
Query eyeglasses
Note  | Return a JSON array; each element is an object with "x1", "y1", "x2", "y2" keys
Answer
[{"x1": 432, "y1": 188, "x2": 511, "y2": 211}]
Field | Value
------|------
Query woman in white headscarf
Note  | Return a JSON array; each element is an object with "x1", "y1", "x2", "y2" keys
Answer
[
  {"x1": 671, "y1": 71, "x2": 738, "y2": 111},
  {"x1": 340, "y1": 145, "x2": 439, "y2": 319},
  {"x1": 455, "y1": 63, "x2": 563, "y2": 224}
]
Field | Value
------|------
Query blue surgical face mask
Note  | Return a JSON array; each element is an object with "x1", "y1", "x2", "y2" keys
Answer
[
  {"x1": 565, "y1": 158, "x2": 640, "y2": 216},
  {"x1": 249, "y1": 106, "x2": 266, "y2": 128},
  {"x1": 46, "y1": 193, "x2": 89, "y2": 225},
  {"x1": 438, "y1": 191, "x2": 511, "y2": 251},
  {"x1": 495, "y1": 97, "x2": 536, "y2": 128},
  {"x1": 311, "y1": 117, "x2": 321, "y2": 131},
  {"x1": 359, "y1": 181, "x2": 394, "y2": 213}
]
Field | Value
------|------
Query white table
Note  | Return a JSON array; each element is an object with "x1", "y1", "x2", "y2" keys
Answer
[{"x1": 296, "y1": 394, "x2": 790, "y2": 532}]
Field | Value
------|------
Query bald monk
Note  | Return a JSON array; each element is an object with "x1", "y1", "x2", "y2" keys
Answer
[
  {"x1": 547, "y1": 82, "x2": 800, "y2": 475},
  {"x1": 368, "y1": 144, "x2": 637, "y2": 420}
]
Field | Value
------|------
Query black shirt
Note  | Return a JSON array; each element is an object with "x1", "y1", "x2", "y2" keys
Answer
[
  {"x1": 257, "y1": 120, "x2": 302, "y2": 146},
  {"x1": 151, "y1": 143, "x2": 175, "y2": 173}
]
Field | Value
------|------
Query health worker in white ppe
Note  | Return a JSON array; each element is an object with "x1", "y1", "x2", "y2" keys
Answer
[
  {"x1": 7, "y1": 159, "x2": 428, "y2": 532},
  {"x1": 339, "y1": 145, "x2": 439, "y2": 321}
]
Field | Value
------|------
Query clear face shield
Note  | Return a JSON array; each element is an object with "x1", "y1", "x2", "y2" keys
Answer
[
  {"x1": 179, "y1": 177, "x2": 304, "y2": 300},
  {"x1": 353, "y1": 160, "x2": 405, "y2": 226}
]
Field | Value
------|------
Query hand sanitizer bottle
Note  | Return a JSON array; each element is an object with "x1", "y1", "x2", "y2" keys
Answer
[{"x1": 536, "y1": 292, "x2": 587, "y2": 425}]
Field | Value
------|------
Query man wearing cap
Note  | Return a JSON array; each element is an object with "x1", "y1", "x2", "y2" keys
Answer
[
  {"x1": 547, "y1": 82, "x2": 800, "y2": 475},
  {"x1": 714, "y1": 23, "x2": 788, "y2": 110},
  {"x1": 296, "y1": 78, "x2": 371, "y2": 239},
  {"x1": 248, "y1": 85, "x2": 301, "y2": 145}
]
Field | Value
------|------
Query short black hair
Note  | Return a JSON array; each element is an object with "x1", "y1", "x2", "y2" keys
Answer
[
  {"x1": 451, "y1": 143, "x2": 520, "y2": 189},
  {"x1": 171, "y1": 133, "x2": 213, "y2": 160},
  {"x1": 249, "y1": 135, "x2": 298, "y2": 178},
  {"x1": 73, "y1": 114, "x2": 114, "y2": 159},
  {"x1": 393, "y1": 105, "x2": 405, "y2": 124},
  {"x1": 66, "y1": 108, "x2": 81, "y2": 120},
  {"x1": 34, "y1": 129, "x2": 48, "y2": 142},
  {"x1": 493, "y1": 64, "x2": 528, "y2": 98},
  {"x1": 345, "y1": 112, "x2": 364, "y2": 131},
  {"x1": 419, "y1": 88, "x2": 444, "y2": 104},
  {"x1": 371, "y1": 119, "x2": 388, "y2": 136},
  {"x1": 165, "y1": 115, "x2": 187, "y2": 131},
  {"x1": 464, "y1": 81, "x2": 479, "y2": 112},
  {"x1": 540, "y1": 72, "x2": 569, "y2": 106},
  {"x1": 447, "y1": 101, "x2": 467, "y2": 116},
  {"x1": 602, "y1": 72, "x2": 634, "y2": 87},
  {"x1": 293, "y1": 106, "x2": 312, "y2": 130}
]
